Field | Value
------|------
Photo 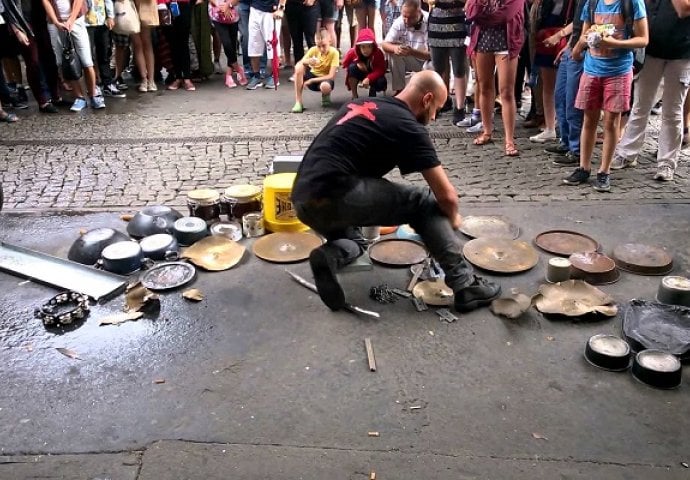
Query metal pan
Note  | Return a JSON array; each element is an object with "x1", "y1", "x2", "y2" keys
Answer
[
  {"x1": 369, "y1": 239, "x2": 428, "y2": 267},
  {"x1": 534, "y1": 230, "x2": 600, "y2": 257},
  {"x1": 612, "y1": 243, "x2": 673, "y2": 275}
]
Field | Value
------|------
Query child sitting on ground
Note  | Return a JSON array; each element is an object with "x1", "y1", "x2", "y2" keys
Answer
[
  {"x1": 291, "y1": 30, "x2": 340, "y2": 113},
  {"x1": 341, "y1": 28, "x2": 387, "y2": 99}
]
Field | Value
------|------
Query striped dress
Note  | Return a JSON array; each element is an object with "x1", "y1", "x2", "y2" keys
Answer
[{"x1": 427, "y1": 0, "x2": 468, "y2": 48}]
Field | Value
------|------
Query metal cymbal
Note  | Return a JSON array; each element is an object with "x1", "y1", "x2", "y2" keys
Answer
[
  {"x1": 369, "y1": 239, "x2": 428, "y2": 267},
  {"x1": 459, "y1": 215, "x2": 520, "y2": 240},
  {"x1": 534, "y1": 229, "x2": 600, "y2": 257},
  {"x1": 412, "y1": 280, "x2": 453, "y2": 306},
  {"x1": 612, "y1": 243, "x2": 673, "y2": 275},
  {"x1": 181, "y1": 236, "x2": 245, "y2": 271},
  {"x1": 253, "y1": 232, "x2": 323, "y2": 263},
  {"x1": 463, "y1": 238, "x2": 539, "y2": 273}
]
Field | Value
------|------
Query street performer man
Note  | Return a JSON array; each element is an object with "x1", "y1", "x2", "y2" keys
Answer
[{"x1": 292, "y1": 70, "x2": 501, "y2": 313}]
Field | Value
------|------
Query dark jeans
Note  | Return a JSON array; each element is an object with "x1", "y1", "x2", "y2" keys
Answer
[
  {"x1": 88, "y1": 25, "x2": 113, "y2": 86},
  {"x1": 0, "y1": 64, "x2": 11, "y2": 106},
  {"x1": 163, "y1": 1, "x2": 193, "y2": 79},
  {"x1": 295, "y1": 178, "x2": 474, "y2": 292},
  {"x1": 16, "y1": 35, "x2": 51, "y2": 105},
  {"x1": 347, "y1": 63, "x2": 387, "y2": 94},
  {"x1": 213, "y1": 21, "x2": 239, "y2": 65},
  {"x1": 285, "y1": 0, "x2": 318, "y2": 62},
  {"x1": 555, "y1": 48, "x2": 584, "y2": 154}
]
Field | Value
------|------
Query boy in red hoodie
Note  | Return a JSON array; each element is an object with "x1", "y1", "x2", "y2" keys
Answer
[{"x1": 341, "y1": 28, "x2": 387, "y2": 99}]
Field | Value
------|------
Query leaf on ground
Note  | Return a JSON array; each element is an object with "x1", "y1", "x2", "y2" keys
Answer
[
  {"x1": 125, "y1": 284, "x2": 159, "y2": 312},
  {"x1": 182, "y1": 288, "x2": 204, "y2": 302},
  {"x1": 153, "y1": 378, "x2": 166, "y2": 384},
  {"x1": 56, "y1": 347, "x2": 81, "y2": 360},
  {"x1": 546, "y1": 336, "x2": 555, "y2": 341},
  {"x1": 120, "y1": 214, "x2": 134, "y2": 222},
  {"x1": 532, "y1": 432, "x2": 548, "y2": 441},
  {"x1": 79, "y1": 228, "x2": 88, "y2": 235},
  {"x1": 99, "y1": 311, "x2": 144, "y2": 326}
]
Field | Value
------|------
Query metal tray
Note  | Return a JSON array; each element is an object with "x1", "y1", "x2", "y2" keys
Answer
[
  {"x1": 369, "y1": 239, "x2": 428, "y2": 267},
  {"x1": 0, "y1": 242, "x2": 127, "y2": 302},
  {"x1": 534, "y1": 230, "x2": 600, "y2": 257},
  {"x1": 140, "y1": 261, "x2": 197, "y2": 291},
  {"x1": 612, "y1": 243, "x2": 673, "y2": 275}
]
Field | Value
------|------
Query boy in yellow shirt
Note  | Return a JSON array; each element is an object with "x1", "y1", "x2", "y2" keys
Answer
[{"x1": 291, "y1": 30, "x2": 340, "y2": 113}]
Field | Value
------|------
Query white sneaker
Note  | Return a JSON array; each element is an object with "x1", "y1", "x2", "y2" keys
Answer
[
  {"x1": 138, "y1": 82, "x2": 148, "y2": 93},
  {"x1": 148, "y1": 81, "x2": 158, "y2": 92},
  {"x1": 529, "y1": 129, "x2": 557, "y2": 143},
  {"x1": 467, "y1": 122, "x2": 484, "y2": 133},
  {"x1": 653, "y1": 165, "x2": 674, "y2": 181},
  {"x1": 610, "y1": 155, "x2": 638, "y2": 170}
]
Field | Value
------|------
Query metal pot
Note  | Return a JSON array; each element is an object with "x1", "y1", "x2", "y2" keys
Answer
[
  {"x1": 68, "y1": 228, "x2": 130, "y2": 265},
  {"x1": 127, "y1": 206, "x2": 183, "y2": 239},
  {"x1": 173, "y1": 217, "x2": 209, "y2": 246},
  {"x1": 99, "y1": 241, "x2": 147, "y2": 275},
  {"x1": 139, "y1": 233, "x2": 180, "y2": 261}
]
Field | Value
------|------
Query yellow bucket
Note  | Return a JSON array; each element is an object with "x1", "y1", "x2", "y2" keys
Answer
[{"x1": 262, "y1": 173, "x2": 309, "y2": 233}]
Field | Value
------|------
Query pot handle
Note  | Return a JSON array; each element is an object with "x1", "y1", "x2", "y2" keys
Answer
[
  {"x1": 164, "y1": 250, "x2": 180, "y2": 261},
  {"x1": 142, "y1": 257, "x2": 155, "y2": 270}
]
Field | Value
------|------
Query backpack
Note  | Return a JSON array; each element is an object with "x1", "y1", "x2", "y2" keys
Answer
[{"x1": 588, "y1": 0, "x2": 645, "y2": 72}]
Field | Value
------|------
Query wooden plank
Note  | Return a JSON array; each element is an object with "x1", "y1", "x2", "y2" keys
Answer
[{"x1": 364, "y1": 338, "x2": 377, "y2": 372}]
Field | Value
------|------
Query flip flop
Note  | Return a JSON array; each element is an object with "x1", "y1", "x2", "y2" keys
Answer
[{"x1": 0, "y1": 112, "x2": 18, "y2": 123}]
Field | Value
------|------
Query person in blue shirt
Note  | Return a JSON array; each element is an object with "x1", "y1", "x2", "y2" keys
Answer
[{"x1": 562, "y1": 0, "x2": 647, "y2": 192}]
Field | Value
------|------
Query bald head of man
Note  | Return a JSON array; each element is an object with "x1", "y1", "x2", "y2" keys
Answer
[{"x1": 396, "y1": 70, "x2": 448, "y2": 125}]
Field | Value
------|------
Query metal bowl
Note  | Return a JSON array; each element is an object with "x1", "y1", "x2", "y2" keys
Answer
[
  {"x1": 67, "y1": 228, "x2": 130, "y2": 265},
  {"x1": 584, "y1": 334, "x2": 631, "y2": 371},
  {"x1": 127, "y1": 206, "x2": 183, "y2": 239}
]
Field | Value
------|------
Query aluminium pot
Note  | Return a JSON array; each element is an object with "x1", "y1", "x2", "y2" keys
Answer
[
  {"x1": 99, "y1": 241, "x2": 148, "y2": 275},
  {"x1": 139, "y1": 233, "x2": 180, "y2": 261}
]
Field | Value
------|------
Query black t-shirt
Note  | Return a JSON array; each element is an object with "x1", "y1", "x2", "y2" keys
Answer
[
  {"x1": 646, "y1": 0, "x2": 690, "y2": 60},
  {"x1": 251, "y1": 0, "x2": 277, "y2": 13},
  {"x1": 292, "y1": 97, "x2": 441, "y2": 203}
]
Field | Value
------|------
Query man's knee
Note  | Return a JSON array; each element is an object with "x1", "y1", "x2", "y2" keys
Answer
[{"x1": 320, "y1": 82, "x2": 332, "y2": 94}]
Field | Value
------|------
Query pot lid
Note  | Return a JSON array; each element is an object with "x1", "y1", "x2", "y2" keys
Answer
[
  {"x1": 187, "y1": 189, "x2": 221, "y2": 204},
  {"x1": 102, "y1": 241, "x2": 142, "y2": 260},
  {"x1": 224, "y1": 184, "x2": 261, "y2": 200},
  {"x1": 174, "y1": 217, "x2": 208, "y2": 233}
]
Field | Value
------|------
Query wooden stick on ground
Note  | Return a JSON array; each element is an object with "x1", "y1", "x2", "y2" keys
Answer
[{"x1": 364, "y1": 338, "x2": 376, "y2": 372}]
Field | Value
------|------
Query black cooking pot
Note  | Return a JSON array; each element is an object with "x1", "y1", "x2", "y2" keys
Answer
[
  {"x1": 68, "y1": 228, "x2": 130, "y2": 265},
  {"x1": 173, "y1": 217, "x2": 209, "y2": 246},
  {"x1": 139, "y1": 233, "x2": 180, "y2": 261},
  {"x1": 127, "y1": 206, "x2": 183, "y2": 239},
  {"x1": 99, "y1": 241, "x2": 149, "y2": 275}
]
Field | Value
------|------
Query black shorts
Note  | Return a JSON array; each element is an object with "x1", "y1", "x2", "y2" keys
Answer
[
  {"x1": 319, "y1": 0, "x2": 334, "y2": 21},
  {"x1": 0, "y1": 25, "x2": 21, "y2": 58},
  {"x1": 305, "y1": 69, "x2": 335, "y2": 91}
]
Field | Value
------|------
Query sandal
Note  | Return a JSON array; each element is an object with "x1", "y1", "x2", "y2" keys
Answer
[
  {"x1": 505, "y1": 142, "x2": 519, "y2": 157},
  {"x1": 183, "y1": 79, "x2": 196, "y2": 91},
  {"x1": 0, "y1": 112, "x2": 18, "y2": 123},
  {"x1": 167, "y1": 79, "x2": 182, "y2": 90},
  {"x1": 473, "y1": 133, "x2": 493, "y2": 145}
]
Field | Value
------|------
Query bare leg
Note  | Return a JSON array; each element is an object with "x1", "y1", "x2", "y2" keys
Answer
[
  {"x1": 496, "y1": 54, "x2": 518, "y2": 148},
  {"x1": 475, "y1": 52, "x2": 496, "y2": 137},
  {"x1": 579, "y1": 109, "x2": 601, "y2": 171},
  {"x1": 140, "y1": 25, "x2": 156, "y2": 83},
  {"x1": 600, "y1": 111, "x2": 621, "y2": 173},
  {"x1": 540, "y1": 66, "x2": 556, "y2": 131},
  {"x1": 294, "y1": 62, "x2": 306, "y2": 104}
]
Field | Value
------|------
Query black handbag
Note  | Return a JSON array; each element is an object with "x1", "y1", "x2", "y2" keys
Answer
[{"x1": 61, "y1": 35, "x2": 82, "y2": 81}]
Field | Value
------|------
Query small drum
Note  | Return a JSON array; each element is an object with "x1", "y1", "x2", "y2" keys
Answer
[
  {"x1": 242, "y1": 212, "x2": 265, "y2": 238},
  {"x1": 187, "y1": 189, "x2": 221, "y2": 224},
  {"x1": 222, "y1": 184, "x2": 262, "y2": 222}
]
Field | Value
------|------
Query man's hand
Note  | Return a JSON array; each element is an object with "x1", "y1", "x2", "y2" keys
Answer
[
  {"x1": 395, "y1": 44, "x2": 410, "y2": 56},
  {"x1": 13, "y1": 30, "x2": 30, "y2": 46},
  {"x1": 106, "y1": 17, "x2": 115, "y2": 29},
  {"x1": 273, "y1": 8, "x2": 284, "y2": 18},
  {"x1": 451, "y1": 213, "x2": 462, "y2": 231}
]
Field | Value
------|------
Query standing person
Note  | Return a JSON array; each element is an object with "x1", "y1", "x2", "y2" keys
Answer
[
  {"x1": 610, "y1": 0, "x2": 690, "y2": 182},
  {"x1": 42, "y1": 0, "x2": 106, "y2": 110},
  {"x1": 285, "y1": 0, "x2": 318, "y2": 68},
  {"x1": 191, "y1": 0, "x2": 214, "y2": 79},
  {"x1": 162, "y1": 0, "x2": 195, "y2": 90},
  {"x1": 84, "y1": 0, "x2": 127, "y2": 97},
  {"x1": 291, "y1": 28, "x2": 339, "y2": 111},
  {"x1": 131, "y1": 0, "x2": 158, "y2": 92},
  {"x1": 292, "y1": 70, "x2": 502, "y2": 313},
  {"x1": 529, "y1": 0, "x2": 573, "y2": 143},
  {"x1": 562, "y1": 0, "x2": 648, "y2": 192},
  {"x1": 209, "y1": 0, "x2": 248, "y2": 87},
  {"x1": 428, "y1": 0, "x2": 469, "y2": 124},
  {"x1": 238, "y1": 0, "x2": 267, "y2": 74},
  {"x1": 341, "y1": 27, "x2": 387, "y2": 98},
  {"x1": 547, "y1": 0, "x2": 584, "y2": 165},
  {"x1": 337, "y1": 0, "x2": 358, "y2": 48},
  {"x1": 355, "y1": 0, "x2": 377, "y2": 29},
  {"x1": 245, "y1": 0, "x2": 285, "y2": 89},
  {"x1": 381, "y1": 0, "x2": 430, "y2": 94},
  {"x1": 465, "y1": 0, "x2": 525, "y2": 156}
]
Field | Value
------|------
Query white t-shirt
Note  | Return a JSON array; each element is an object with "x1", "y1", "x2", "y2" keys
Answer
[
  {"x1": 384, "y1": 10, "x2": 429, "y2": 52},
  {"x1": 55, "y1": 0, "x2": 72, "y2": 20}
]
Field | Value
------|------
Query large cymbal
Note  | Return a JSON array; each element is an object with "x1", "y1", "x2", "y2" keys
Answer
[
  {"x1": 369, "y1": 239, "x2": 428, "y2": 267},
  {"x1": 534, "y1": 230, "x2": 600, "y2": 257},
  {"x1": 253, "y1": 232, "x2": 323, "y2": 263},
  {"x1": 459, "y1": 215, "x2": 520, "y2": 240},
  {"x1": 463, "y1": 238, "x2": 539, "y2": 273},
  {"x1": 181, "y1": 236, "x2": 245, "y2": 271}
]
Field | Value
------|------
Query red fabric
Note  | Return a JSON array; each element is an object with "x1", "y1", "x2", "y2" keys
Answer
[
  {"x1": 341, "y1": 28, "x2": 386, "y2": 90},
  {"x1": 465, "y1": 0, "x2": 526, "y2": 59}
]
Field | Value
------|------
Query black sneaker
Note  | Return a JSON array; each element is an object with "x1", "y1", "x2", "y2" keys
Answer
[
  {"x1": 452, "y1": 107, "x2": 465, "y2": 126},
  {"x1": 103, "y1": 83, "x2": 127, "y2": 98},
  {"x1": 553, "y1": 151, "x2": 579, "y2": 166},
  {"x1": 544, "y1": 144, "x2": 569, "y2": 155},
  {"x1": 39, "y1": 102, "x2": 59, "y2": 113},
  {"x1": 115, "y1": 77, "x2": 129, "y2": 91},
  {"x1": 440, "y1": 97, "x2": 453, "y2": 113},
  {"x1": 563, "y1": 167, "x2": 590, "y2": 185},
  {"x1": 309, "y1": 248, "x2": 346, "y2": 311},
  {"x1": 454, "y1": 276, "x2": 501, "y2": 312},
  {"x1": 592, "y1": 171, "x2": 611, "y2": 192}
]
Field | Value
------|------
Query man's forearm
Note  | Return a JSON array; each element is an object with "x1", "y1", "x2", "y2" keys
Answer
[{"x1": 410, "y1": 48, "x2": 431, "y2": 60}]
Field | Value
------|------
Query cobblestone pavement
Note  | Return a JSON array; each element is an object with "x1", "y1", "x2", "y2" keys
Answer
[{"x1": 1, "y1": 105, "x2": 688, "y2": 211}]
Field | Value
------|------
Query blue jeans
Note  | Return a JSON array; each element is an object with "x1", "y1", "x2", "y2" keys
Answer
[
  {"x1": 238, "y1": 2, "x2": 266, "y2": 73},
  {"x1": 555, "y1": 49, "x2": 584, "y2": 154},
  {"x1": 294, "y1": 178, "x2": 474, "y2": 292}
]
